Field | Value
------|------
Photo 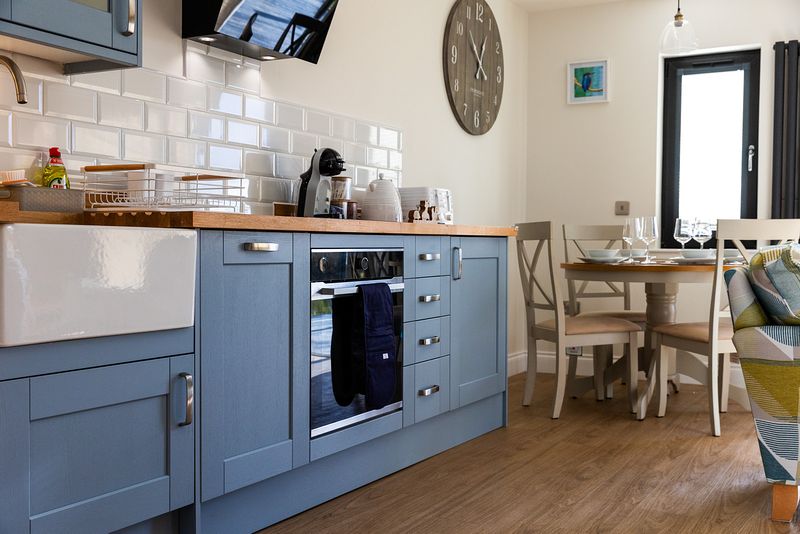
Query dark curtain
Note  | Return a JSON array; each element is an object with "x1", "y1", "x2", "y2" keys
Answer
[{"x1": 773, "y1": 41, "x2": 800, "y2": 218}]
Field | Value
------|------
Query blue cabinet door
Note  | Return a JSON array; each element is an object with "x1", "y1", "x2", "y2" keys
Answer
[
  {"x1": 0, "y1": 355, "x2": 195, "y2": 534},
  {"x1": 450, "y1": 237, "x2": 508, "y2": 409},
  {"x1": 200, "y1": 231, "x2": 309, "y2": 501}
]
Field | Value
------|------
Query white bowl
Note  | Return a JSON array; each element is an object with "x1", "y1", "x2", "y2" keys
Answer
[
  {"x1": 682, "y1": 249, "x2": 714, "y2": 259},
  {"x1": 586, "y1": 249, "x2": 620, "y2": 259}
]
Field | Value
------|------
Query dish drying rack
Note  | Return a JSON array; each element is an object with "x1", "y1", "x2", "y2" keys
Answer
[{"x1": 81, "y1": 164, "x2": 245, "y2": 212}]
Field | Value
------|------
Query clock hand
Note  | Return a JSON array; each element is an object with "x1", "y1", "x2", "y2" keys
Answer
[
  {"x1": 468, "y1": 30, "x2": 482, "y2": 79},
  {"x1": 478, "y1": 36, "x2": 488, "y2": 80}
]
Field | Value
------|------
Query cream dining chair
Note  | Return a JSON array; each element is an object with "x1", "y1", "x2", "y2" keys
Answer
[
  {"x1": 640, "y1": 218, "x2": 800, "y2": 436},
  {"x1": 516, "y1": 222, "x2": 641, "y2": 418},
  {"x1": 562, "y1": 225, "x2": 646, "y2": 400}
]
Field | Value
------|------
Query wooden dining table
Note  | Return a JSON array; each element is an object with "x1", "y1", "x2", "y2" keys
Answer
[{"x1": 560, "y1": 261, "x2": 748, "y2": 417}]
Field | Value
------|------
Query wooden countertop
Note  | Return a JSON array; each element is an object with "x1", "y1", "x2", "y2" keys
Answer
[{"x1": 0, "y1": 202, "x2": 517, "y2": 237}]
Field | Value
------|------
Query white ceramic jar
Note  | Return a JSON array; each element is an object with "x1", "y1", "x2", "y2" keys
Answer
[{"x1": 362, "y1": 174, "x2": 402, "y2": 222}]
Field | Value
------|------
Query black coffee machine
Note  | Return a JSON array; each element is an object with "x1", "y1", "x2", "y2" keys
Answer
[{"x1": 296, "y1": 148, "x2": 346, "y2": 217}]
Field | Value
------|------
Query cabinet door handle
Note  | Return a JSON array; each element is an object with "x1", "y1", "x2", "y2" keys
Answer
[
  {"x1": 419, "y1": 336, "x2": 441, "y2": 346},
  {"x1": 419, "y1": 294, "x2": 441, "y2": 303},
  {"x1": 122, "y1": 0, "x2": 136, "y2": 36},
  {"x1": 418, "y1": 385, "x2": 440, "y2": 397},
  {"x1": 419, "y1": 253, "x2": 441, "y2": 261},
  {"x1": 179, "y1": 372, "x2": 194, "y2": 427},
  {"x1": 244, "y1": 242, "x2": 280, "y2": 252},
  {"x1": 453, "y1": 247, "x2": 463, "y2": 280}
]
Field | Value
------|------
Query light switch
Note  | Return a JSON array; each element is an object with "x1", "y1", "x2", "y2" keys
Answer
[{"x1": 615, "y1": 201, "x2": 630, "y2": 216}]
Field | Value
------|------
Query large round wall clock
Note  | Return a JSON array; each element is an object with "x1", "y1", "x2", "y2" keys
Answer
[{"x1": 443, "y1": 0, "x2": 504, "y2": 135}]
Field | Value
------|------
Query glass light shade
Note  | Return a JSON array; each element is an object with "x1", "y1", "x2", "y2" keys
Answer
[{"x1": 660, "y1": 16, "x2": 698, "y2": 54}]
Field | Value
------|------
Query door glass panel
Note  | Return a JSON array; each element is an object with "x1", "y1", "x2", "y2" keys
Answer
[
  {"x1": 677, "y1": 69, "x2": 745, "y2": 223},
  {"x1": 72, "y1": 0, "x2": 109, "y2": 11}
]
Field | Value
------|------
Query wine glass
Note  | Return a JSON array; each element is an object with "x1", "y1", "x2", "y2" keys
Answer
[
  {"x1": 692, "y1": 220, "x2": 712, "y2": 249},
  {"x1": 673, "y1": 218, "x2": 693, "y2": 250},
  {"x1": 636, "y1": 216, "x2": 658, "y2": 264},
  {"x1": 622, "y1": 217, "x2": 636, "y2": 263}
]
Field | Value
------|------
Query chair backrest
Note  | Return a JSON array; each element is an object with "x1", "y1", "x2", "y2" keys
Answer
[
  {"x1": 516, "y1": 221, "x2": 566, "y2": 337},
  {"x1": 711, "y1": 219, "x2": 800, "y2": 342},
  {"x1": 562, "y1": 224, "x2": 631, "y2": 314}
]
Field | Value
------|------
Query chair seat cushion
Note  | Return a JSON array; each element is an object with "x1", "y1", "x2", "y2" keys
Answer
[
  {"x1": 537, "y1": 316, "x2": 640, "y2": 335},
  {"x1": 653, "y1": 318, "x2": 733, "y2": 343},
  {"x1": 578, "y1": 310, "x2": 647, "y2": 325}
]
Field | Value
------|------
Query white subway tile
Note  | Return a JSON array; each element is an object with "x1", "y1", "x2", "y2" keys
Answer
[
  {"x1": 44, "y1": 82, "x2": 96, "y2": 122},
  {"x1": 275, "y1": 153, "x2": 304, "y2": 179},
  {"x1": 189, "y1": 111, "x2": 224, "y2": 141},
  {"x1": 184, "y1": 40, "x2": 208, "y2": 55},
  {"x1": 379, "y1": 127, "x2": 400, "y2": 150},
  {"x1": 367, "y1": 147, "x2": 388, "y2": 168},
  {"x1": 389, "y1": 150, "x2": 402, "y2": 170},
  {"x1": 226, "y1": 119, "x2": 259, "y2": 147},
  {"x1": 355, "y1": 166, "x2": 377, "y2": 187},
  {"x1": 244, "y1": 150, "x2": 275, "y2": 176},
  {"x1": 123, "y1": 131, "x2": 166, "y2": 163},
  {"x1": 207, "y1": 47, "x2": 243, "y2": 65},
  {"x1": 225, "y1": 64, "x2": 260, "y2": 94},
  {"x1": 208, "y1": 144, "x2": 242, "y2": 171},
  {"x1": 355, "y1": 123, "x2": 378, "y2": 146},
  {"x1": 72, "y1": 123, "x2": 120, "y2": 159},
  {"x1": 319, "y1": 137, "x2": 344, "y2": 154},
  {"x1": 291, "y1": 132, "x2": 318, "y2": 157},
  {"x1": 61, "y1": 154, "x2": 95, "y2": 174},
  {"x1": 147, "y1": 103, "x2": 188, "y2": 137},
  {"x1": 13, "y1": 113, "x2": 69, "y2": 152},
  {"x1": 331, "y1": 116, "x2": 355, "y2": 141},
  {"x1": 0, "y1": 111, "x2": 11, "y2": 147},
  {"x1": 168, "y1": 137, "x2": 206, "y2": 168},
  {"x1": 98, "y1": 93, "x2": 144, "y2": 130},
  {"x1": 71, "y1": 70, "x2": 121, "y2": 94},
  {"x1": 379, "y1": 169, "x2": 398, "y2": 182},
  {"x1": 186, "y1": 51, "x2": 225, "y2": 85},
  {"x1": 276, "y1": 103, "x2": 304, "y2": 130},
  {"x1": 123, "y1": 69, "x2": 167, "y2": 103},
  {"x1": 244, "y1": 96, "x2": 274, "y2": 123},
  {"x1": 167, "y1": 78, "x2": 206, "y2": 110},
  {"x1": 305, "y1": 110, "x2": 331, "y2": 136},
  {"x1": 208, "y1": 86, "x2": 242, "y2": 116},
  {"x1": 0, "y1": 74, "x2": 42, "y2": 114},
  {"x1": 260, "y1": 125, "x2": 291, "y2": 152},
  {"x1": 344, "y1": 142, "x2": 366, "y2": 166}
]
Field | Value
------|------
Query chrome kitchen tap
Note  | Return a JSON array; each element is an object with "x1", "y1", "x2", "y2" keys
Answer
[{"x1": 0, "y1": 55, "x2": 26, "y2": 104}]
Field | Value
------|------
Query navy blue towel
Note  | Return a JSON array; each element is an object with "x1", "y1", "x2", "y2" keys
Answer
[
  {"x1": 331, "y1": 296, "x2": 357, "y2": 407},
  {"x1": 355, "y1": 283, "x2": 397, "y2": 410}
]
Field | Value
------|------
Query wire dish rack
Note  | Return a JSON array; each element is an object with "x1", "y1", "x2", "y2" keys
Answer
[{"x1": 81, "y1": 164, "x2": 245, "y2": 212}]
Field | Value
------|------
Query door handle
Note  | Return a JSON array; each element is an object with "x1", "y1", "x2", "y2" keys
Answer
[
  {"x1": 419, "y1": 336, "x2": 441, "y2": 346},
  {"x1": 244, "y1": 242, "x2": 279, "y2": 252},
  {"x1": 179, "y1": 372, "x2": 194, "y2": 427},
  {"x1": 419, "y1": 253, "x2": 441, "y2": 261},
  {"x1": 748, "y1": 145, "x2": 755, "y2": 172},
  {"x1": 122, "y1": 0, "x2": 136, "y2": 36},
  {"x1": 418, "y1": 385, "x2": 440, "y2": 397},
  {"x1": 419, "y1": 294, "x2": 441, "y2": 303},
  {"x1": 453, "y1": 247, "x2": 463, "y2": 280}
]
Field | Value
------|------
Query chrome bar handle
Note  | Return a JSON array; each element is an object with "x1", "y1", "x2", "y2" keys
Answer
[
  {"x1": 419, "y1": 336, "x2": 441, "y2": 346},
  {"x1": 122, "y1": 0, "x2": 136, "y2": 36},
  {"x1": 179, "y1": 372, "x2": 194, "y2": 427},
  {"x1": 453, "y1": 247, "x2": 463, "y2": 280},
  {"x1": 244, "y1": 242, "x2": 280, "y2": 252},
  {"x1": 418, "y1": 294, "x2": 441, "y2": 303},
  {"x1": 419, "y1": 253, "x2": 441, "y2": 261},
  {"x1": 319, "y1": 282, "x2": 405, "y2": 297},
  {"x1": 418, "y1": 385, "x2": 440, "y2": 397}
]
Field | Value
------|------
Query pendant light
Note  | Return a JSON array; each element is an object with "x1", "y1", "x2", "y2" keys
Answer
[{"x1": 659, "y1": 0, "x2": 698, "y2": 54}]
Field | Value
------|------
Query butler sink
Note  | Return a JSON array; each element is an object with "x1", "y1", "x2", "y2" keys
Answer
[{"x1": 0, "y1": 224, "x2": 197, "y2": 347}]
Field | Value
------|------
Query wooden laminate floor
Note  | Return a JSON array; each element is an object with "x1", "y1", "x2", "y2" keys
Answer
[{"x1": 264, "y1": 374, "x2": 797, "y2": 533}]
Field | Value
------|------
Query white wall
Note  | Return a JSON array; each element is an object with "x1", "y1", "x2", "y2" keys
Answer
[{"x1": 526, "y1": 0, "x2": 800, "y2": 322}]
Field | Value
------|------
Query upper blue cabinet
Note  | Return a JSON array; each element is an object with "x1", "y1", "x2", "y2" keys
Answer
[{"x1": 0, "y1": 0, "x2": 141, "y2": 73}]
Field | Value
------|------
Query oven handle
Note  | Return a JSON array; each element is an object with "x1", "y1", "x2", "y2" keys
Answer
[{"x1": 318, "y1": 282, "x2": 405, "y2": 297}]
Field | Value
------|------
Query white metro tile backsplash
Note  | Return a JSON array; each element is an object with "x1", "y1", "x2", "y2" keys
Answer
[{"x1": 0, "y1": 44, "x2": 401, "y2": 191}]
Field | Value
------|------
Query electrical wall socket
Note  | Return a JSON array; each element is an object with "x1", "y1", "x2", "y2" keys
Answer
[
  {"x1": 615, "y1": 201, "x2": 630, "y2": 216},
  {"x1": 566, "y1": 346, "x2": 582, "y2": 357}
]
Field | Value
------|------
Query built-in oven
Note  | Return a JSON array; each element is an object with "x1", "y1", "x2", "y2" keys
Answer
[{"x1": 310, "y1": 248, "x2": 404, "y2": 439}]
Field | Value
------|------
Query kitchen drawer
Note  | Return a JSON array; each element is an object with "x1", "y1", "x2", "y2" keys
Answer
[
  {"x1": 414, "y1": 237, "x2": 450, "y2": 278},
  {"x1": 403, "y1": 356, "x2": 450, "y2": 425},
  {"x1": 407, "y1": 276, "x2": 450, "y2": 321},
  {"x1": 403, "y1": 317, "x2": 450, "y2": 366},
  {"x1": 223, "y1": 232, "x2": 293, "y2": 265}
]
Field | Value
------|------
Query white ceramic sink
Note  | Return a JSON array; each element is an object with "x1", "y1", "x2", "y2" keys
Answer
[{"x1": 0, "y1": 224, "x2": 197, "y2": 347}]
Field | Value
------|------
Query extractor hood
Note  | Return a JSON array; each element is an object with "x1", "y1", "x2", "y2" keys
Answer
[{"x1": 183, "y1": 0, "x2": 339, "y2": 63}]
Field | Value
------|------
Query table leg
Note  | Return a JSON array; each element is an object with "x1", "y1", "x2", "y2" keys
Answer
[{"x1": 637, "y1": 283, "x2": 679, "y2": 419}]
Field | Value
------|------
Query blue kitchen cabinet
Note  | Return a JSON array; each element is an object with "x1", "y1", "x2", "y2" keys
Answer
[
  {"x1": 199, "y1": 231, "x2": 310, "y2": 502},
  {"x1": 450, "y1": 237, "x2": 508, "y2": 408},
  {"x1": 0, "y1": 0, "x2": 141, "y2": 72},
  {"x1": 0, "y1": 355, "x2": 194, "y2": 534}
]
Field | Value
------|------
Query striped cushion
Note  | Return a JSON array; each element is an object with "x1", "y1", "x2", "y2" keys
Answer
[
  {"x1": 748, "y1": 245, "x2": 800, "y2": 325},
  {"x1": 724, "y1": 267, "x2": 768, "y2": 330}
]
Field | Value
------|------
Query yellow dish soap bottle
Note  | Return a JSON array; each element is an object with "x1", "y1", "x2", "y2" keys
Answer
[{"x1": 41, "y1": 147, "x2": 70, "y2": 189}]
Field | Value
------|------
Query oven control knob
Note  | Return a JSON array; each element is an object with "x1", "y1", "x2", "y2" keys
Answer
[
  {"x1": 360, "y1": 256, "x2": 370, "y2": 271},
  {"x1": 319, "y1": 257, "x2": 329, "y2": 273}
]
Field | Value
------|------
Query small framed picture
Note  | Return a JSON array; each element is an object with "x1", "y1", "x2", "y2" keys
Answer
[{"x1": 567, "y1": 59, "x2": 609, "y2": 104}]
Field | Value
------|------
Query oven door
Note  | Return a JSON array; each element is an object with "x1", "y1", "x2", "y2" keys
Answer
[{"x1": 310, "y1": 279, "x2": 404, "y2": 440}]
